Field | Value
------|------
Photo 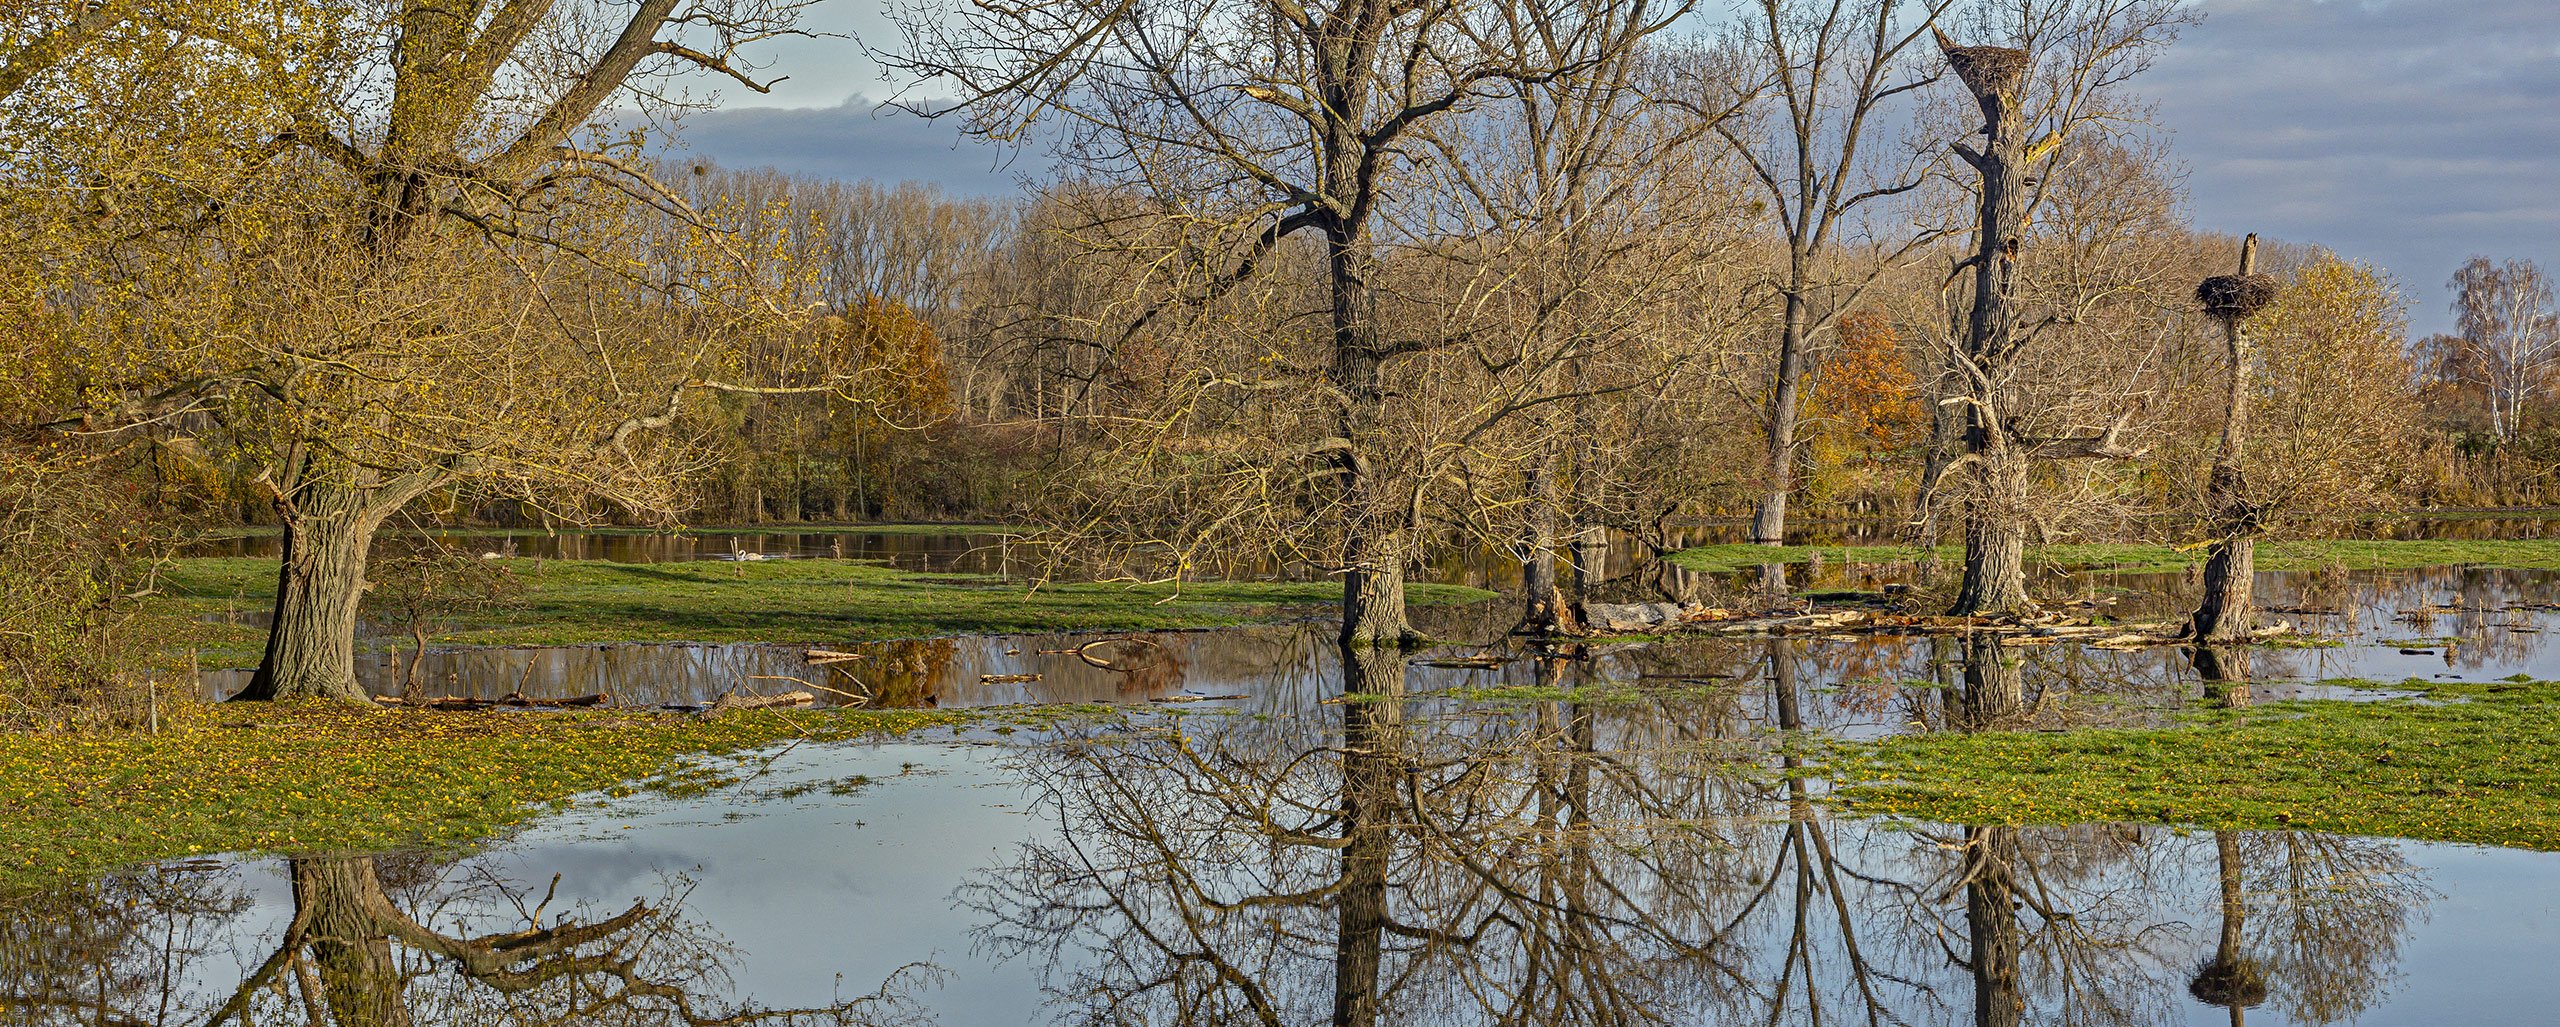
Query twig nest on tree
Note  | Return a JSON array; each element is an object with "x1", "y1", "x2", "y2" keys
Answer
[
  {"x1": 2196, "y1": 273, "x2": 2279, "y2": 319},
  {"x1": 1944, "y1": 46, "x2": 2030, "y2": 94}
]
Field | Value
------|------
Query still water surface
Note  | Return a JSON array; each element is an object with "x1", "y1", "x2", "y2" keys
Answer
[{"x1": 42, "y1": 538, "x2": 2560, "y2": 1025}]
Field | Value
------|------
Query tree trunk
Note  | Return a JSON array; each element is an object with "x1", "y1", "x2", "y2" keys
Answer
[
  {"x1": 2194, "y1": 239, "x2": 2264, "y2": 642},
  {"x1": 1942, "y1": 36, "x2": 2035, "y2": 617},
  {"x1": 1341, "y1": 530, "x2": 1411, "y2": 647},
  {"x1": 1753, "y1": 292, "x2": 1812, "y2": 544},
  {"x1": 1326, "y1": 217, "x2": 1412, "y2": 647},
  {"x1": 2192, "y1": 645, "x2": 2253, "y2": 707},
  {"x1": 236, "y1": 487, "x2": 382, "y2": 703},
  {"x1": 1960, "y1": 633, "x2": 2024, "y2": 730},
  {"x1": 1952, "y1": 492, "x2": 2030, "y2": 617},
  {"x1": 1518, "y1": 456, "x2": 1581, "y2": 635}
]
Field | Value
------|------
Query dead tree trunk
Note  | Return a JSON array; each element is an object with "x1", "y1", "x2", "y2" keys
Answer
[
  {"x1": 1939, "y1": 31, "x2": 2036, "y2": 618},
  {"x1": 2191, "y1": 235, "x2": 2276, "y2": 642},
  {"x1": 1518, "y1": 453, "x2": 1582, "y2": 635}
]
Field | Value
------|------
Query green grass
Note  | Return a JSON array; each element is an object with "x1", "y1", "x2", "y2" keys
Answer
[
  {"x1": 198, "y1": 521, "x2": 1025, "y2": 540},
  {"x1": 1671, "y1": 538, "x2": 2560, "y2": 575},
  {"x1": 1828, "y1": 676, "x2": 2560, "y2": 850},
  {"x1": 0, "y1": 700, "x2": 1108, "y2": 886},
  {"x1": 144, "y1": 557, "x2": 1498, "y2": 670}
]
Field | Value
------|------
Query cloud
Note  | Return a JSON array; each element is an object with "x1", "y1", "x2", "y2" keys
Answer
[
  {"x1": 647, "y1": 96, "x2": 1046, "y2": 196},
  {"x1": 2148, "y1": 0, "x2": 2560, "y2": 332}
]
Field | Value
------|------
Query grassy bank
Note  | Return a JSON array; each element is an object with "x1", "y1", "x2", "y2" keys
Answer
[
  {"x1": 1, "y1": 701, "x2": 1107, "y2": 886},
  {"x1": 1672, "y1": 538, "x2": 2560, "y2": 575},
  {"x1": 147, "y1": 557, "x2": 1499, "y2": 670},
  {"x1": 1829, "y1": 676, "x2": 2560, "y2": 850},
  {"x1": 197, "y1": 521, "x2": 1026, "y2": 540}
]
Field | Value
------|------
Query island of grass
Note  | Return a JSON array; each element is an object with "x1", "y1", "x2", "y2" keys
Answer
[
  {"x1": 147, "y1": 557, "x2": 1499, "y2": 670},
  {"x1": 0, "y1": 700, "x2": 1112, "y2": 886},
  {"x1": 1672, "y1": 537, "x2": 2560, "y2": 575},
  {"x1": 1826, "y1": 676, "x2": 2560, "y2": 851}
]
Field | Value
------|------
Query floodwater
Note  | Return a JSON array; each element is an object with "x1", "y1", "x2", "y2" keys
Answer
[{"x1": 40, "y1": 534, "x2": 2560, "y2": 1024}]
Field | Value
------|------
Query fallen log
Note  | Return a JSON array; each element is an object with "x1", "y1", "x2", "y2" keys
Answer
[
  {"x1": 684, "y1": 690, "x2": 816, "y2": 718},
  {"x1": 981, "y1": 673, "x2": 1041, "y2": 683},
  {"x1": 374, "y1": 692, "x2": 611, "y2": 710}
]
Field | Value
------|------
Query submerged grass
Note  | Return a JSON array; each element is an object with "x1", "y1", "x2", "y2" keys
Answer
[
  {"x1": 147, "y1": 557, "x2": 1498, "y2": 670},
  {"x1": 0, "y1": 700, "x2": 1108, "y2": 887},
  {"x1": 1830, "y1": 676, "x2": 2560, "y2": 850},
  {"x1": 1672, "y1": 537, "x2": 2560, "y2": 575}
]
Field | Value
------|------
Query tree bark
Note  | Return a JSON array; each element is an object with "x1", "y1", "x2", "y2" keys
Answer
[
  {"x1": 1518, "y1": 455, "x2": 1582, "y2": 635},
  {"x1": 1753, "y1": 292, "x2": 1812, "y2": 544},
  {"x1": 1326, "y1": 215, "x2": 1412, "y2": 647},
  {"x1": 1942, "y1": 36, "x2": 2035, "y2": 617},
  {"x1": 293, "y1": 858, "x2": 416, "y2": 1027},
  {"x1": 236, "y1": 486, "x2": 385, "y2": 703}
]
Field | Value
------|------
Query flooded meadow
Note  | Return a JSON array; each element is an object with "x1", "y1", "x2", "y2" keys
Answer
[{"x1": 26, "y1": 534, "x2": 2560, "y2": 1025}]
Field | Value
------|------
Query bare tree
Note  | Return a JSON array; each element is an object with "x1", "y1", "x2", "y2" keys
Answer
[
  {"x1": 1709, "y1": 0, "x2": 1958, "y2": 546},
  {"x1": 2447, "y1": 255, "x2": 2560, "y2": 442},
  {"x1": 890, "y1": 0, "x2": 1692, "y2": 644},
  {"x1": 1927, "y1": 0, "x2": 2191, "y2": 616}
]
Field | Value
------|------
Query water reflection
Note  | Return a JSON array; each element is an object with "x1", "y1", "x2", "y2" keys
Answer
[
  {"x1": 962, "y1": 643, "x2": 2434, "y2": 1026},
  {"x1": 59, "y1": 625, "x2": 2560, "y2": 1025},
  {"x1": 5, "y1": 855, "x2": 934, "y2": 1027}
]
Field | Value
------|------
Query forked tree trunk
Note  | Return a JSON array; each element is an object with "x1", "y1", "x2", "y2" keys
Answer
[
  {"x1": 1940, "y1": 34, "x2": 2036, "y2": 617},
  {"x1": 236, "y1": 488, "x2": 385, "y2": 703}
]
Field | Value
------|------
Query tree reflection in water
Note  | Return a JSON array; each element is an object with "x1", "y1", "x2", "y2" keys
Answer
[
  {"x1": 4, "y1": 637, "x2": 2448, "y2": 1026},
  {"x1": 968, "y1": 639, "x2": 2433, "y2": 1027},
  {"x1": 1, "y1": 854, "x2": 936, "y2": 1027}
]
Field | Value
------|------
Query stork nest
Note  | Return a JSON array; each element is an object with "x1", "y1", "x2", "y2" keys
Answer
[
  {"x1": 2189, "y1": 958, "x2": 2269, "y2": 1008},
  {"x1": 2197, "y1": 273, "x2": 2279, "y2": 319},
  {"x1": 1944, "y1": 46, "x2": 2030, "y2": 94}
]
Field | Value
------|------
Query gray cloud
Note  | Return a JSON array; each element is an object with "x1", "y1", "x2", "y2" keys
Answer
[
  {"x1": 2149, "y1": 0, "x2": 2560, "y2": 334},
  {"x1": 649, "y1": 96, "x2": 1044, "y2": 196}
]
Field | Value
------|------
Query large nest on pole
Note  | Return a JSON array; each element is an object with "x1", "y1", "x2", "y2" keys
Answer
[
  {"x1": 1944, "y1": 45, "x2": 2030, "y2": 94},
  {"x1": 2196, "y1": 273, "x2": 2280, "y2": 319}
]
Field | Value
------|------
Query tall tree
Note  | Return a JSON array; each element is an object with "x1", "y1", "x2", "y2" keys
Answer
[
  {"x1": 892, "y1": 0, "x2": 1690, "y2": 644},
  {"x1": 1928, "y1": 0, "x2": 2189, "y2": 616},
  {"x1": 2447, "y1": 256, "x2": 2560, "y2": 442},
  {"x1": 2188, "y1": 234, "x2": 2275, "y2": 642},
  {"x1": 26, "y1": 0, "x2": 843, "y2": 702},
  {"x1": 1714, "y1": 0, "x2": 1956, "y2": 545}
]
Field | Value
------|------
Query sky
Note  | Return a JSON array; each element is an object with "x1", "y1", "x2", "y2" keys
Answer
[{"x1": 654, "y1": 0, "x2": 2560, "y2": 337}]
